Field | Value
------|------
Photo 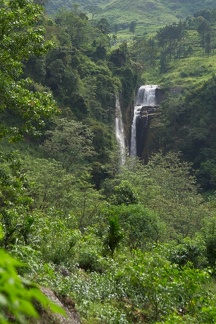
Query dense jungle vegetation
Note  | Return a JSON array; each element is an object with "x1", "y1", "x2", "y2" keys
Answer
[{"x1": 2, "y1": 0, "x2": 216, "y2": 323}]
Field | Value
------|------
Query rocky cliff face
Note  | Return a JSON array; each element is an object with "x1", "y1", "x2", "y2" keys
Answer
[
  {"x1": 33, "y1": 287, "x2": 80, "y2": 324},
  {"x1": 130, "y1": 86, "x2": 164, "y2": 161}
]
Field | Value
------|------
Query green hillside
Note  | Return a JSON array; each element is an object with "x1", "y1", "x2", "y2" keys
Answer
[
  {"x1": 45, "y1": 0, "x2": 216, "y2": 33},
  {"x1": 3, "y1": 1, "x2": 216, "y2": 323}
]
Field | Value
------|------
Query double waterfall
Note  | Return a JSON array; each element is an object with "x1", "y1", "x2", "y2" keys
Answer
[
  {"x1": 130, "y1": 85, "x2": 158, "y2": 157},
  {"x1": 115, "y1": 85, "x2": 159, "y2": 164}
]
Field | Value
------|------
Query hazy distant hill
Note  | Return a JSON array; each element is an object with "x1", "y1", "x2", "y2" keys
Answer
[
  {"x1": 45, "y1": 0, "x2": 113, "y2": 15},
  {"x1": 99, "y1": 0, "x2": 216, "y2": 28},
  {"x1": 45, "y1": 0, "x2": 216, "y2": 31}
]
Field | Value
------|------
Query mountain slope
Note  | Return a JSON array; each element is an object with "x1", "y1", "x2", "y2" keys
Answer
[
  {"x1": 46, "y1": 0, "x2": 216, "y2": 31},
  {"x1": 99, "y1": 0, "x2": 216, "y2": 29},
  {"x1": 100, "y1": 0, "x2": 177, "y2": 25}
]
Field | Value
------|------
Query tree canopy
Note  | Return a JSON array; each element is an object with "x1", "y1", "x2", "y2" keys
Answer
[{"x1": 0, "y1": 0, "x2": 58, "y2": 140}]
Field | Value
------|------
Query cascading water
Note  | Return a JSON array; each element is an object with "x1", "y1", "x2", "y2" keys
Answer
[
  {"x1": 115, "y1": 97, "x2": 126, "y2": 165},
  {"x1": 130, "y1": 105, "x2": 142, "y2": 157},
  {"x1": 130, "y1": 85, "x2": 158, "y2": 157}
]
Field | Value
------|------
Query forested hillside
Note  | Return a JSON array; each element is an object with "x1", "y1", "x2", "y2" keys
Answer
[
  {"x1": 2, "y1": 0, "x2": 216, "y2": 323},
  {"x1": 45, "y1": 0, "x2": 216, "y2": 34}
]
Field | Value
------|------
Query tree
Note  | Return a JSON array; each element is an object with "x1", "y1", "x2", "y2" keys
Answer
[
  {"x1": 54, "y1": 10, "x2": 92, "y2": 50},
  {"x1": 129, "y1": 21, "x2": 137, "y2": 34},
  {"x1": 161, "y1": 76, "x2": 216, "y2": 190},
  {"x1": 130, "y1": 36, "x2": 158, "y2": 67},
  {"x1": 113, "y1": 153, "x2": 207, "y2": 239},
  {"x1": 141, "y1": 153, "x2": 206, "y2": 237},
  {"x1": 205, "y1": 32, "x2": 211, "y2": 55},
  {"x1": 23, "y1": 156, "x2": 104, "y2": 232},
  {"x1": 42, "y1": 118, "x2": 95, "y2": 173},
  {"x1": 196, "y1": 16, "x2": 210, "y2": 48},
  {"x1": 0, "y1": 1, "x2": 64, "y2": 321},
  {"x1": 125, "y1": 249, "x2": 216, "y2": 322},
  {"x1": 96, "y1": 18, "x2": 111, "y2": 35},
  {"x1": 0, "y1": 0, "x2": 58, "y2": 140},
  {"x1": 102, "y1": 204, "x2": 164, "y2": 250},
  {"x1": 104, "y1": 215, "x2": 123, "y2": 257},
  {"x1": 202, "y1": 216, "x2": 216, "y2": 269},
  {"x1": 109, "y1": 180, "x2": 138, "y2": 206},
  {"x1": 0, "y1": 152, "x2": 33, "y2": 248},
  {"x1": 194, "y1": 9, "x2": 211, "y2": 22},
  {"x1": 157, "y1": 22, "x2": 184, "y2": 61}
]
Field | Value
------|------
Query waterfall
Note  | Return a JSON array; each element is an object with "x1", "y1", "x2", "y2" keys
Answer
[
  {"x1": 130, "y1": 105, "x2": 141, "y2": 157},
  {"x1": 130, "y1": 85, "x2": 158, "y2": 157},
  {"x1": 115, "y1": 97, "x2": 126, "y2": 165}
]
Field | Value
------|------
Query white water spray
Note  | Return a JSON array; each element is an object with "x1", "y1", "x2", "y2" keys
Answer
[
  {"x1": 115, "y1": 97, "x2": 126, "y2": 165},
  {"x1": 130, "y1": 85, "x2": 158, "y2": 157}
]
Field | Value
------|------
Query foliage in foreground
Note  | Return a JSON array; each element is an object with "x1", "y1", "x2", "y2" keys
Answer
[
  {"x1": 0, "y1": 238, "x2": 64, "y2": 323},
  {"x1": 4, "y1": 151, "x2": 216, "y2": 323},
  {"x1": 14, "y1": 240, "x2": 216, "y2": 324}
]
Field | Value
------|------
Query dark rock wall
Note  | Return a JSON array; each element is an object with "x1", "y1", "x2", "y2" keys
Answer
[{"x1": 130, "y1": 86, "x2": 164, "y2": 161}]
